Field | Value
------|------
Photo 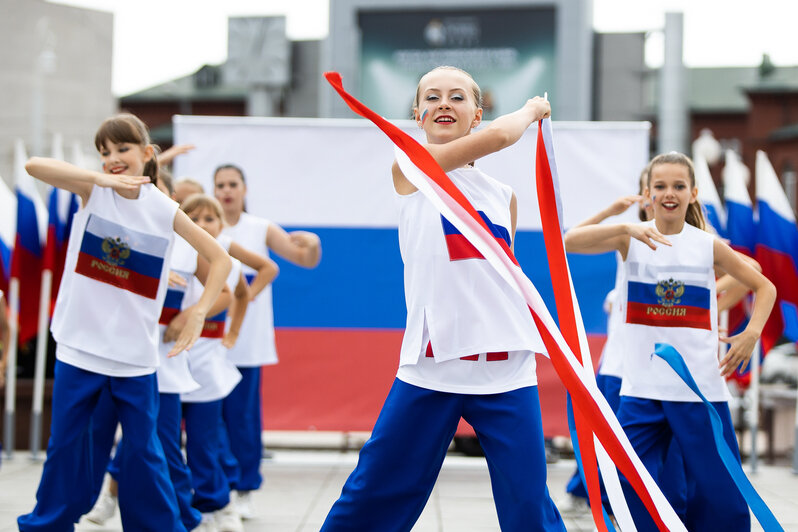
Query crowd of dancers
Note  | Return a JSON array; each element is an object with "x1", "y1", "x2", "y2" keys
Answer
[{"x1": 13, "y1": 65, "x2": 775, "y2": 532}]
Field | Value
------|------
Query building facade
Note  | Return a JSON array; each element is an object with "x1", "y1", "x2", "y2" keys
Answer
[{"x1": 0, "y1": 0, "x2": 114, "y2": 184}]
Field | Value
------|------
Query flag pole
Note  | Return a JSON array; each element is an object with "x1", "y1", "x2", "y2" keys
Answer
[
  {"x1": 749, "y1": 340, "x2": 761, "y2": 473},
  {"x1": 3, "y1": 278, "x2": 20, "y2": 459},
  {"x1": 30, "y1": 268, "x2": 51, "y2": 459}
]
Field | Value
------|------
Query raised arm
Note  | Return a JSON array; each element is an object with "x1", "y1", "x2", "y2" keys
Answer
[
  {"x1": 266, "y1": 224, "x2": 321, "y2": 268},
  {"x1": 716, "y1": 254, "x2": 762, "y2": 313},
  {"x1": 565, "y1": 222, "x2": 672, "y2": 259},
  {"x1": 169, "y1": 209, "x2": 232, "y2": 356},
  {"x1": 392, "y1": 98, "x2": 551, "y2": 195},
  {"x1": 157, "y1": 144, "x2": 195, "y2": 167},
  {"x1": 714, "y1": 240, "x2": 776, "y2": 376},
  {"x1": 223, "y1": 274, "x2": 251, "y2": 349},
  {"x1": 24, "y1": 157, "x2": 148, "y2": 205},
  {"x1": 572, "y1": 195, "x2": 644, "y2": 229},
  {"x1": 228, "y1": 241, "x2": 279, "y2": 299}
]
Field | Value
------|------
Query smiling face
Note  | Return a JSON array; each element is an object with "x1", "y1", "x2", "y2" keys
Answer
[
  {"x1": 98, "y1": 141, "x2": 153, "y2": 178},
  {"x1": 646, "y1": 162, "x2": 697, "y2": 226},
  {"x1": 413, "y1": 68, "x2": 482, "y2": 145}
]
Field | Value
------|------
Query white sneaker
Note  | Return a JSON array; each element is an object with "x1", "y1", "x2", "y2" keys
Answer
[
  {"x1": 234, "y1": 490, "x2": 254, "y2": 520},
  {"x1": 194, "y1": 513, "x2": 218, "y2": 532},
  {"x1": 84, "y1": 489, "x2": 118, "y2": 525},
  {"x1": 556, "y1": 494, "x2": 590, "y2": 516},
  {"x1": 215, "y1": 503, "x2": 244, "y2": 532}
]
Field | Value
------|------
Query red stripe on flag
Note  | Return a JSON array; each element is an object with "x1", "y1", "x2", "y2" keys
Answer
[
  {"x1": 201, "y1": 320, "x2": 225, "y2": 338},
  {"x1": 75, "y1": 251, "x2": 160, "y2": 299},
  {"x1": 159, "y1": 307, "x2": 180, "y2": 326},
  {"x1": 445, "y1": 233, "x2": 485, "y2": 260},
  {"x1": 626, "y1": 303, "x2": 712, "y2": 330}
]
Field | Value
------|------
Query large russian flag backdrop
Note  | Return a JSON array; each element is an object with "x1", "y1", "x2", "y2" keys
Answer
[{"x1": 173, "y1": 114, "x2": 648, "y2": 437}]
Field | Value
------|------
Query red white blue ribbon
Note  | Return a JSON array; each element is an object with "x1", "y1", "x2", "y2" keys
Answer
[
  {"x1": 324, "y1": 72, "x2": 685, "y2": 532},
  {"x1": 535, "y1": 118, "x2": 635, "y2": 531}
]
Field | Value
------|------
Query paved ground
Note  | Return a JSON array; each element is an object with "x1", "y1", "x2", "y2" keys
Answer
[{"x1": 2, "y1": 445, "x2": 797, "y2": 531}]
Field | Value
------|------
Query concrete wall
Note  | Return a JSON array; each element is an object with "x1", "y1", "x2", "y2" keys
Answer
[
  {"x1": 0, "y1": 0, "x2": 114, "y2": 186},
  {"x1": 593, "y1": 32, "x2": 647, "y2": 121}
]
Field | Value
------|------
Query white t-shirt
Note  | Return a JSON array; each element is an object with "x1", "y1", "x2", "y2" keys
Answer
[
  {"x1": 597, "y1": 255, "x2": 626, "y2": 378},
  {"x1": 395, "y1": 166, "x2": 541, "y2": 394},
  {"x1": 220, "y1": 213, "x2": 277, "y2": 367},
  {"x1": 181, "y1": 245, "x2": 242, "y2": 402},
  {"x1": 156, "y1": 236, "x2": 201, "y2": 394},
  {"x1": 621, "y1": 221, "x2": 729, "y2": 402},
  {"x1": 52, "y1": 184, "x2": 177, "y2": 374}
]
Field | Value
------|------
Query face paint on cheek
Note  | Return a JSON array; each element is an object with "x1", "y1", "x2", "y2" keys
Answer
[{"x1": 420, "y1": 109, "x2": 429, "y2": 125}]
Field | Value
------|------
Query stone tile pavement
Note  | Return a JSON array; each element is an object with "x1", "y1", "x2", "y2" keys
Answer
[{"x1": 1, "y1": 446, "x2": 796, "y2": 531}]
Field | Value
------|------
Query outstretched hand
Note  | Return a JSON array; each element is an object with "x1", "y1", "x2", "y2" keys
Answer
[
  {"x1": 96, "y1": 173, "x2": 150, "y2": 194},
  {"x1": 627, "y1": 223, "x2": 671, "y2": 251},
  {"x1": 168, "y1": 271, "x2": 187, "y2": 288},
  {"x1": 607, "y1": 195, "x2": 644, "y2": 217},
  {"x1": 719, "y1": 329, "x2": 758, "y2": 377},
  {"x1": 167, "y1": 309, "x2": 205, "y2": 357}
]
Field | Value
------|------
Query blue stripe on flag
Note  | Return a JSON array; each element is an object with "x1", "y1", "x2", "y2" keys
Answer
[
  {"x1": 16, "y1": 192, "x2": 42, "y2": 256},
  {"x1": 627, "y1": 281, "x2": 710, "y2": 309},
  {"x1": 79, "y1": 232, "x2": 164, "y2": 278}
]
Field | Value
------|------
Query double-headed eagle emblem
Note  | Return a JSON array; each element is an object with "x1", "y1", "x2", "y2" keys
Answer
[
  {"x1": 655, "y1": 278, "x2": 684, "y2": 307},
  {"x1": 101, "y1": 237, "x2": 131, "y2": 266}
]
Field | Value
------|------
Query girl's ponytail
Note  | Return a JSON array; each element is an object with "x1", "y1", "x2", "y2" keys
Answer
[
  {"x1": 142, "y1": 145, "x2": 160, "y2": 186},
  {"x1": 685, "y1": 201, "x2": 707, "y2": 231}
]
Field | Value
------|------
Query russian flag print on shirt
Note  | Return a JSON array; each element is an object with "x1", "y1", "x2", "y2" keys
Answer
[
  {"x1": 76, "y1": 214, "x2": 169, "y2": 299},
  {"x1": 159, "y1": 270, "x2": 192, "y2": 325},
  {"x1": 626, "y1": 278, "x2": 712, "y2": 330},
  {"x1": 441, "y1": 212, "x2": 512, "y2": 262},
  {"x1": 201, "y1": 310, "x2": 227, "y2": 338}
]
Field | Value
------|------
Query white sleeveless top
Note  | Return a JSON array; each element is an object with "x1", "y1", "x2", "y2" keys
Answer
[
  {"x1": 156, "y1": 236, "x2": 201, "y2": 394},
  {"x1": 181, "y1": 236, "x2": 242, "y2": 403},
  {"x1": 52, "y1": 184, "x2": 177, "y2": 372},
  {"x1": 394, "y1": 167, "x2": 541, "y2": 394},
  {"x1": 220, "y1": 213, "x2": 277, "y2": 367},
  {"x1": 621, "y1": 221, "x2": 729, "y2": 402},
  {"x1": 597, "y1": 254, "x2": 625, "y2": 378}
]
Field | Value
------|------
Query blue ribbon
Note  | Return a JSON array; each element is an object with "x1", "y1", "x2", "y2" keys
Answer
[
  {"x1": 652, "y1": 343, "x2": 783, "y2": 531},
  {"x1": 566, "y1": 395, "x2": 616, "y2": 531}
]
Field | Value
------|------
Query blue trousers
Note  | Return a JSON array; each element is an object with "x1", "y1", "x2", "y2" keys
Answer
[
  {"x1": 219, "y1": 416, "x2": 241, "y2": 488},
  {"x1": 18, "y1": 360, "x2": 183, "y2": 532},
  {"x1": 222, "y1": 366, "x2": 262, "y2": 491},
  {"x1": 617, "y1": 397, "x2": 750, "y2": 531},
  {"x1": 108, "y1": 393, "x2": 202, "y2": 531},
  {"x1": 184, "y1": 399, "x2": 230, "y2": 512},
  {"x1": 321, "y1": 379, "x2": 565, "y2": 532}
]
